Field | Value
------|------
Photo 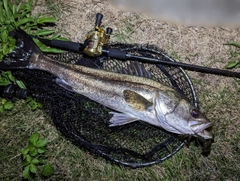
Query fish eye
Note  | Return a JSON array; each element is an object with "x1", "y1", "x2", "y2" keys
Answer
[{"x1": 191, "y1": 109, "x2": 200, "y2": 118}]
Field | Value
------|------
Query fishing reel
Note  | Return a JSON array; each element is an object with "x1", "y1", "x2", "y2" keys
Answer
[{"x1": 83, "y1": 13, "x2": 113, "y2": 57}]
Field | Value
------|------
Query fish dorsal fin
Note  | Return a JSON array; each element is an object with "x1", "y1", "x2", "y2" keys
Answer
[
  {"x1": 123, "y1": 90, "x2": 153, "y2": 111},
  {"x1": 119, "y1": 61, "x2": 152, "y2": 79}
]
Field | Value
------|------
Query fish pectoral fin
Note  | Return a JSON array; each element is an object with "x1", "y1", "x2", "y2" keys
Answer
[
  {"x1": 55, "y1": 78, "x2": 73, "y2": 92},
  {"x1": 109, "y1": 112, "x2": 139, "y2": 127},
  {"x1": 123, "y1": 90, "x2": 153, "y2": 111}
]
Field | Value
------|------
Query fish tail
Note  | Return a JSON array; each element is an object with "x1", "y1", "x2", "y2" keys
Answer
[{"x1": 0, "y1": 29, "x2": 41, "y2": 69}]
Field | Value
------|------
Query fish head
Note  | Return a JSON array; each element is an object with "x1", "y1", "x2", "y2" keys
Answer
[
  {"x1": 185, "y1": 104, "x2": 213, "y2": 139},
  {"x1": 155, "y1": 90, "x2": 213, "y2": 139}
]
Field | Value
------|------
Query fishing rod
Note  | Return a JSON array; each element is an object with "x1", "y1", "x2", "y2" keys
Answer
[{"x1": 36, "y1": 13, "x2": 240, "y2": 79}]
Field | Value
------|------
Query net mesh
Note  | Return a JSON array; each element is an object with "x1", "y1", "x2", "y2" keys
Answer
[{"x1": 13, "y1": 43, "x2": 198, "y2": 168}]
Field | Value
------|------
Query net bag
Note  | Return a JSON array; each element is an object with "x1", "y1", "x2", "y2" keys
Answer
[{"x1": 13, "y1": 43, "x2": 198, "y2": 168}]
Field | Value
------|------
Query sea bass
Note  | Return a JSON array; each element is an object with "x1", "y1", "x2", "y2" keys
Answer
[{"x1": 2, "y1": 30, "x2": 212, "y2": 139}]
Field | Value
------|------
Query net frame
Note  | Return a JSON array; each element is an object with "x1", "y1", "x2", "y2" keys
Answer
[{"x1": 13, "y1": 43, "x2": 198, "y2": 168}]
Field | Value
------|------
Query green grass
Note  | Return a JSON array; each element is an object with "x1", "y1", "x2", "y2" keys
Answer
[
  {"x1": 44, "y1": 0, "x2": 65, "y2": 19},
  {"x1": 112, "y1": 16, "x2": 139, "y2": 44},
  {"x1": 166, "y1": 43, "x2": 182, "y2": 61}
]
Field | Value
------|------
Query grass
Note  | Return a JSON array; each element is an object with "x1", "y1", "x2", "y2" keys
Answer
[
  {"x1": 44, "y1": 0, "x2": 65, "y2": 19},
  {"x1": 112, "y1": 15, "x2": 140, "y2": 44},
  {"x1": 1, "y1": 0, "x2": 240, "y2": 180}
]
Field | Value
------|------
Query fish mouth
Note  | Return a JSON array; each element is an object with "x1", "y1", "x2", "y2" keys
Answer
[
  {"x1": 196, "y1": 129, "x2": 213, "y2": 140},
  {"x1": 190, "y1": 122, "x2": 213, "y2": 139}
]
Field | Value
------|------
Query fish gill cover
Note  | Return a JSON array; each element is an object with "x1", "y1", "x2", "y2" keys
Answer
[{"x1": 12, "y1": 43, "x2": 198, "y2": 168}]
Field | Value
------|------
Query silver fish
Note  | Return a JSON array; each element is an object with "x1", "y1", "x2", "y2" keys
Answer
[{"x1": 2, "y1": 30, "x2": 212, "y2": 139}]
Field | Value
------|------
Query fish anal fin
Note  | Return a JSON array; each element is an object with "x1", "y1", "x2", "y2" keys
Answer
[
  {"x1": 123, "y1": 90, "x2": 153, "y2": 111},
  {"x1": 109, "y1": 112, "x2": 139, "y2": 127}
]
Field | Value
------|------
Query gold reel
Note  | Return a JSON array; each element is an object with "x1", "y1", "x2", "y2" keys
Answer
[{"x1": 83, "y1": 13, "x2": 112, "y2": 57}]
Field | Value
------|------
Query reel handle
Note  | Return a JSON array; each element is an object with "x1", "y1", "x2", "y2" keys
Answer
[
  {"x1": 106, "y1": 27, "x2": 113, "y2": 35},
  {"x1": 95, "y1": 13, "x2": 103, "y2": 27}
]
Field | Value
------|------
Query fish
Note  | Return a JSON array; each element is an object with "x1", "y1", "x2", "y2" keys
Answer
[{"x1": 1, "y1": 29, "x2": 213, "y2": 140}]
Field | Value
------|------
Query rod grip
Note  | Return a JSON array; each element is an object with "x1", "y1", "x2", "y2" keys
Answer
[
  {"x1": 38, "y1": 38, "x2": 85, "y2": 52},
  {"x1": 103, "y1": 48, "x2": 126, "y2": 60}
]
